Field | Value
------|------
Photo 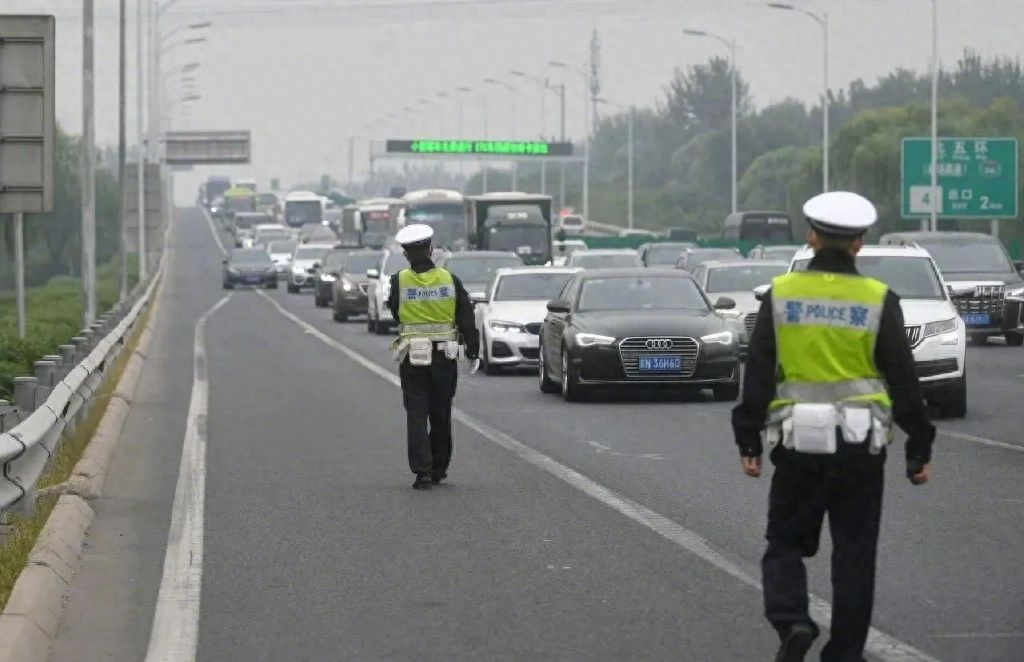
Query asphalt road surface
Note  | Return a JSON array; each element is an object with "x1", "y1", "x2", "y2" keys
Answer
[{"x1": 51, "y1": 208, "x2": 1024, "y2": 661}]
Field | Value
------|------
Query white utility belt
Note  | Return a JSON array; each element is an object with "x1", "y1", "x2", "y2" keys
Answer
[
  {"x1": 392, "y1": 334, "x2": 462, "y2": 366},
  {"x1": 766, "y1": 402, "x2": 891, "y2": 455}
]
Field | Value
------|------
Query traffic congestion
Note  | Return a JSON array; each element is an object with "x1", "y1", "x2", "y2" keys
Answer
[{"x1": 206, "y1": 180, "x2": 1024, "y2": 421}]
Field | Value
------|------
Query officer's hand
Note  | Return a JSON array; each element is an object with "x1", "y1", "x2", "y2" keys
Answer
[
  {"x1": 741, "y1": 455, "x2": 762, "y2": 478},
  {"x1": 468, "y1": 358, "x2": 480, "y2": 375},
  {"x1": 908, "y1": 463, "x2": 931, "y2": 486}
]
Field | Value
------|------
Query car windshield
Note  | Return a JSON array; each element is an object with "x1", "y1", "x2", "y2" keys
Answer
[
  {"x1": 230, "y1": 249, "x2": 271, "y2": 265},
  {"x1": 571, "y1": 253, "x2": 640, "y2": 269},
  {"x1": 578, "y1": 276, "x2": 708, "y2": 311},
  {"x1": 485, "y1": 226, "x2": 549, "y2": 255},
  {"x1": 344, "y1": 253, "x2": 383, "y2": 274},
  {"x1": 494, "y1": 273, "x2": 575, "y2": 301},
  {"x1": 914, "y1": 239, "x2": 1015, "y2": 274},
  {"x1": 646, "y1": 244, "x2": 695, "y2": 265},
  {"x1": 444, "y1": 256, "x2": 523, "y2": 283},
  {"x1": 323, "y1": 250, "x2": 349, "y2": 269},
  {"x1": 268, "y1": 240, "x2": 297, "y2": 255},
  {"x1": 760, "y1": 246, "x2": 800, "y2": 261},
  {"x1": 792, "y1": 256, "x2": 945, "y2": 300},
  {"x1": 684, "y1": 250, "x2": 742, "y2": 269},
  {"x1": 706, "y1": 264, "x2": 788, "y2": 292},
  {"x1": 294, "y1": 246, "x2": 329, "y2": 261}
]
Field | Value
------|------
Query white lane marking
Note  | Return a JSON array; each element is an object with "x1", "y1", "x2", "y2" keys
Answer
[
  {"x1": 257, "y1": 290, "x2": 938, "y2": 662},
  {"x1": 145, "y1": 294, "x2": 232, "y2": 662},
  {"x1": 930, "y1": 632, "x2": 1024, "y2": 639},
  {"x1": 936, "y1": 428, "x2": 1024, "y2": 454},
  {"x1": 201, "y1": 207, "x2": 226, "y2": 255},
  {"x1": 584, "y1": 439, "x2": 664, "y2": 460}
]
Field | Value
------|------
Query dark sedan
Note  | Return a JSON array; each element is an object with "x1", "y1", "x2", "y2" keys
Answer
[
  {"x1": 222, "y1": 248, "x2": 278, "y2": 289},
  {"x1": 675, "y1": 247, "x2": 744, "y2": 272},
  {"x1": 331, "y1": 249, "x2": 384, "y2": 321},
  {"x1": 314, "y1": 248, "x2": 352, "y2": 308},
  {"x1": 538, "y1": 268, "x2": 741, "y2": 401}
]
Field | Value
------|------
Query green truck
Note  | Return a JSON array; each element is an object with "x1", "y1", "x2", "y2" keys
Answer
[{"x1": 466, "y1": 192, "x2": 554, "y2": 266}]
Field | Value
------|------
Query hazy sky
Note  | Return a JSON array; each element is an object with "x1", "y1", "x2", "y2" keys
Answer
[{"x1": 9, "y1": 0, "x2": 1024, "y2": 198}]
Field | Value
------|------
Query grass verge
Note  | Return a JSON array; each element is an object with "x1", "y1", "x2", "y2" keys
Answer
[{"x1": 0, "y1": 296, "x2": 153, "y2": 610}]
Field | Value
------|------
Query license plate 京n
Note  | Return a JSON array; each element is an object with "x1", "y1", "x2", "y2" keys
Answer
[
  {"x1": 962, "y1": 312, "x2": 991, "y2": 326},
  {"x1": 638, "y1": 355, "x2": 682, "y2": 373}
]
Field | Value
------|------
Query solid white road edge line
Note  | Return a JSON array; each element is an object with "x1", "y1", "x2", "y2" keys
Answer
[
  {"x1": 936, "y1": 428, "x2": 1023, "y2": 454},
  {"x1": 202, "y1": 207, "x2": 227, "y2": 255},
  {"x1": 256, "y1": 289, "x2": 939, "y2": 662},
  {"x1": 144, "y1": 293, "x2": 232, "y2": 662}
]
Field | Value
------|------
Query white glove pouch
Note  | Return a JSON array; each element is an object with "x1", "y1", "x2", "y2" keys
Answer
[
  {"x1": 788, "y1": 403, "x2": 838, "y2": 455},
  {"x1": 408, "y1": 337, "x2": 433, "y2": 366},
  {"x1": 840, "y1": 407, "x2": 872, "y2": 445}
]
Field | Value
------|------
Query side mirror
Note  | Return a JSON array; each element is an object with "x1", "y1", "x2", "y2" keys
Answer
[
  {"x1": 366, "y1": 268, "x2": 380, "y2": 280},
  {"x1": 470, "y1": 292, "x2": 488, "y2": 305},
  {"x1": 753, "y1": 284, "x2": 770, "y2": 302},
  {"x1": 713, "y1": 296, "x2": 736, "y2": 311},
  {"x1": 330, "y1": 270, "x2": 340, "y2": 278},
  {"x1": 547, "y1": 300, "x2": 571, "y2": 313},
  {"x1": 947, "y1": 283, "x2": 975, "y2": 299}
]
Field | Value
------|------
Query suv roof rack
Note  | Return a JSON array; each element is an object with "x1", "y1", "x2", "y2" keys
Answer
[{"x1": 879, "y1": 235, "x2": 920, "y2": 249}]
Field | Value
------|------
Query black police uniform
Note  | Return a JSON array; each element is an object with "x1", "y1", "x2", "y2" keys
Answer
[
  {"x1": 387, "y1": 256, "x2": 479, "y2": 486},
  {"x1": 732, "y1": 247, "x2": 936, "y2": 660}
]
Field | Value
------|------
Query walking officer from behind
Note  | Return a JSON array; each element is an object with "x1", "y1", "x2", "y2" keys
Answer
[
  {"x1": 388, "y1": 224, "x2": 480, "y2": 491},
  {"x1": 732, "y1": 192, "x2": 936, "y2": 662}
]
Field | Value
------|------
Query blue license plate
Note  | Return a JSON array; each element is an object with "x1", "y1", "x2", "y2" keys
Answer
[
  {"x1": 963, "y1": 313, "x2": 990, "y2": 326},
  {"x1": 245, "y1": 277, "x2": 260, "y2": 284},
  {"x1": 638, "y1": 356, "x2": 682, "y2": 373}
]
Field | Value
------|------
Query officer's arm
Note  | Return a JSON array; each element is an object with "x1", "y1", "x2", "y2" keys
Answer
[
  {"x1": 452, "y1": 275, "x2": 480, "y2": 359},
  {"x1": 875, "y1": 290, "x2": 936, "y2": 463},
  {"x1": 730, "y1": 292, "x2": 776, "y2": 457},
  {"x1": 387, "y1": 274, "x2": 400, "y2": 320}
]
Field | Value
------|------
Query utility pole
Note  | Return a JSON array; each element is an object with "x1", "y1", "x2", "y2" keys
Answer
[
  {"x1": 118, "y1": 0, "x2": 128, "y2": 300},
  {"x1": 136, "y1": 0, "x2": 147, "y2": 279},
  {"x1": 82, "y1": 0, "x2": 97, "y2": 326},
  {"x1": 348, "y1": 136, "x2": 355, "y2": 189},
  {"x1": 590, "y1": 29, "x2": 602, "y2": 126}
]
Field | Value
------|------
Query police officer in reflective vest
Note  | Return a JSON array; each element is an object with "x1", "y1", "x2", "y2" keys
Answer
[
  {"x1": 732, "y1": 192, "x2": 936, "y2": 662},
  {"x1": 388, "y1": 224, "x2": 480, "y2": 491}
]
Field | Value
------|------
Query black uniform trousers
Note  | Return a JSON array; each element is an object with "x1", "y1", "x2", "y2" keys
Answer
[
  {"x1": 762, "y1": 444, "x2": 885, "y2": 662},
  {"x1": 399, "y1": 350, "x2": 457, "y2": 477}
]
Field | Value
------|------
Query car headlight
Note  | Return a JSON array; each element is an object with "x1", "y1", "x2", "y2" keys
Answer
[
  {"x1": 321, "y1": 274, "x2": 337, "y2": 283},
  {"x1": 489, "y1": 320, "x2": 525, "y2": 334},
  {"x1": 227, "y1": 267, "x2": 240, "y2": 275},
  {"x1": 923, "y1": 318, "x2": 957, "y2": 338},
  {"x1": 292, "y1": 265, "x2": 305, "y2": 274},
  {"x1": 717, "y1": 309, "x2": 743, "y2": 318},
  {"x1": 1008, "y1": 286, "x2": 1024, "y2": 298},
  {"x1": 576, "y1": 333, "x2": 616, "y2": 347},
  {"x1": 700, "y1": 330, "x2": 735, "y2": 345},
  {"x1": 341, "y1": 278, "x2": 354, "y2": 291}
]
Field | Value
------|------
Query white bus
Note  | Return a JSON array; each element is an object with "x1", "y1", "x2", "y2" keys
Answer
[
  {"x1": 283, "y1": 190, "x2": 324, "y2": 228},
  {"x1": 399, "y1": 189, "x2": 467, "y2": 250}
]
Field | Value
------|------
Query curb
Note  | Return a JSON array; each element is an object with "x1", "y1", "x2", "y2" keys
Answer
[{"x1": 0, "y1": 266, "x2": 165, "y2": 662}]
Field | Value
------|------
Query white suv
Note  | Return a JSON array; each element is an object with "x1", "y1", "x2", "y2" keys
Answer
[
  {"x1": 788, "y1": 245, "x2": 967, "y2": 418},
  {"x1": 365, "y1": 250, "x2": 398, "y2": 335}
]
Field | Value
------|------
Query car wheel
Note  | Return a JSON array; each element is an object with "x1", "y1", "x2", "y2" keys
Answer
[
  {"x1": 222, "y1": 282, "x2": 234, "y2": 290},
  {"x1": 538, "y1": 339, "x2": 560, "y2": 393},
  {"x1": 333, "y1": 308, "x2": 348, "y2": 323},
  {"x1": 367, "y1": 309, "x2": 376, "y2": 332},
  {"x1": 1005, "y1": 332, "x2": 1024, "y2": 347},
  {"x1": 287, "y1": 283, "x2": 299, "y2": 294},
  {"x1": 374, "y1": 311, "x2": 390, "y2": 335},
  {"x1": 561, "y1": 347, "x2": 583, "y2": 402},
  {"x1": 315, "y1": 294, "x2": 328, "y2": 308},
  {"x1": 937, "y1": 372, "x2": 967, "y2": 419},
  {"x1": 266, "y1": 280, "x2": 277, "y2": 289}
]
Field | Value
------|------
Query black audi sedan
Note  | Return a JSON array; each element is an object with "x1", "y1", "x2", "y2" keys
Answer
[
  {"x1": 538, "y1": 268, "x2": 741, "y2": 401},
  {"x1": 222, "y1": 248, "x2": 278, "y2": 289}
]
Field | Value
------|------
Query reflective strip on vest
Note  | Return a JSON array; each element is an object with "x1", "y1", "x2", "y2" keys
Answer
[
  {"x1": 398, "y1": 322, "x2": 457, "y2": 337},
  {"x1": 776, "y1": 378, "x2": 887, "y2": 402}
]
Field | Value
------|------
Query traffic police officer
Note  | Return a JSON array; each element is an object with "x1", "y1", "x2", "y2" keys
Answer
[
  {"x1": 731, "y1": 192, "x2": 936, "y2": 661},
  {"x1": 388, "y1": 224, "x2": 480, "y2": 491}
]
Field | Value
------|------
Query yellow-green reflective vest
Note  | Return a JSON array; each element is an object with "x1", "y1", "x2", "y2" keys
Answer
[
  {"x1": 396, "y1": 268, "x2": 457, "y2": 339},
  {"x1": 769, "y1": 270, "x2": 892, "y2": 413}
]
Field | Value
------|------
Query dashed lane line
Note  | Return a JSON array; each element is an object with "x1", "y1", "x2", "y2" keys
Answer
[{"x1": 257, "y1": 289, "x2": 940, "y2": 662}]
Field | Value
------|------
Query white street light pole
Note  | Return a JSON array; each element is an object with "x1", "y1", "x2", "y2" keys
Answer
[
  {"x1": 485, "y1": 78, "x2": 518, "y2": 189},
  {"x1": 82, "y1": 0, "x2": 97, "y2": 326},
  {"x1": 510, "y1": 70, "x2": 560, "y2": 194},
  {"x1": 930, "y1": 0, "x2": 939, "y2": 233},
  {"x1": 769, "y1": 3, "x2": 829, "y2": 192},
  {"x1": 550, "y1": 61, "x2": 591, "y2": 221},
  {"x1": 136, "y1": 0, "x2": 147, "y2": 280},
  {"x1": 684, "y1": 29, "x2": 738, "y2": 213}
]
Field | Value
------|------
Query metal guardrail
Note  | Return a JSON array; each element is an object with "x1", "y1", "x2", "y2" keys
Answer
[{"x1": 0, "y1": 269, "x2": 161, "y2": 515}]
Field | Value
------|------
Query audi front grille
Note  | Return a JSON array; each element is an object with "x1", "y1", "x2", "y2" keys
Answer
[
  {"x1": 905, "y1": 325, "x2": 923, "y2": 348},
  {"x1": 618, "y1": 337, "x2": 699, "y2": 379}
]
